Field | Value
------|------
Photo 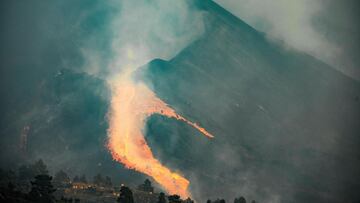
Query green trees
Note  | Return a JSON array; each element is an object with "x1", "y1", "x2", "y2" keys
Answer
[
  {"x1": 73, "y1": 175, "x2": 80, "y2": 183},
  {"x1": 53, "y1": 170, "x2": 70, "y2": 187},
  {"x1": 18, "y1": 159, "x2": 48, "y2": 182},
  {"x1": 18, "y1": 165, "x2": 33, "y2": 181},
  {"x1": 144, "y1": 179, "x2": 151, "y2": 188},
  {"x1": 168, "y1": 194, "x2": 182, "y2": 203},
  {"x1": 211, "y1": 199, "x2": 226, "y2": 203},
  {"x1": 0, "y1": 169, "x2": 16, "y2": 184},
  {"x1": 104, "y1": 176, "x2": 112, "y2": 187},
  {"x1": 91, "y1": 174, "x2": 112, "y2": 187},
  {"x1": 117, "y1": 186, "x2": 134, "y2": 203},
  {"x1": 234, "y1": 196, "x2": 256, "y2": 203},
  {"x1": 157, "y1": 192, "x2": 166, "y2": 203},
  {"x1": 32, "y1": 159, "x2": 48, "y2": 175},
  {"x1": 16, "y1": 159, "x2": 49, "y2": 192},
  {"x1": 137, "y1": 179, "x2": 154, "y2": 193},
  {"x1": 234, "y1": 196, "x2": 246, "y2": 203},
  {"x1": 93, "y1": 173, "x2": 104, "y2": 186},
  {"x1": 28, "y1": 174, "x2": 56, "y2": 203},
  {"x1": 80, "y1": 174, "x2": 87, "y2": 183},
  {"x1": 2, "y1": 159, "x2": 261, "y2": 203},
  {"x1": 73, "y1": 174, "x2": 88, "y2": 183},
  {"x1": 184, "y1": 197, "x2": 195, "y2": 203}
]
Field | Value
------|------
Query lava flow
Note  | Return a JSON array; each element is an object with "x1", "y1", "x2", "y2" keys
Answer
[{"x1": 107, "y1": 53, "x2": 213, "y2": 198}]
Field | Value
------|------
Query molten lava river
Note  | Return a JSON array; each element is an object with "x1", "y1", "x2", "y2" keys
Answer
[{"x1": 107, "y1": 57, "x2": 213, "y2": 198}]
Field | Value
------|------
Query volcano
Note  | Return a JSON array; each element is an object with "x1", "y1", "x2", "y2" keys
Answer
[
  {"x1": 136, "y1": 0, "x2": 360, "y2": 202},
  {"x1": 1, "y1": 0, "x2": 359, "y2": 202}
]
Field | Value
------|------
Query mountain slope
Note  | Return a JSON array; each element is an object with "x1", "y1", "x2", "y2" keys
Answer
[{"x1": 140, "y1": 0, "x2": 360, "y2": 202}]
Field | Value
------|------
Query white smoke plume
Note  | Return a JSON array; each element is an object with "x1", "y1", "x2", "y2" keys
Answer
[{"x1": 107, "y1": 0, "x2": 205, "y2": 74}]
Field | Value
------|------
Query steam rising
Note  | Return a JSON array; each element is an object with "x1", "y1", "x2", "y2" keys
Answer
[
  {"x1": 107, "y1": 0, "x2": 204, "y2": 73},
  {"x1": 104, "y1": 0, "x2": 209, "y2": 198}
]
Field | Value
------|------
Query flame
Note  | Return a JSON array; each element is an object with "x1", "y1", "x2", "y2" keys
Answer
[{"x1": 107, "y1": 51, "x2": 213, "y2": 198}]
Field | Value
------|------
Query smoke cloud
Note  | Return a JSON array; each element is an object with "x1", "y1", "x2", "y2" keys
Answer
[
  {"x1": 214, "y1": 0, "x2": 360, "y2": 79},
  {"x1": 95, "y1": 0, "x2": 207, "y2": 198},
  {"x1": 1, "y1": 1, "x2": 359, "y2": 202},
  {"x1": 101, "y1": 0, "x2": 204, "y2": 75}
]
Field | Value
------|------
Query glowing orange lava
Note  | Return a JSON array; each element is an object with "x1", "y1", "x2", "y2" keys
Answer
[{"x1": 107, "y1": 60, "x2": 213, "y2": 198}]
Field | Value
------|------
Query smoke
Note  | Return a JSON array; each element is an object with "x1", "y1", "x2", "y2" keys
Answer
[
  {"x1": 214, "y1": 0, "x2": 360, "y2": 80},
  {"x1": 2, "y1": 0, "x2": 358, "y2": 202},
  {"x1": 0, "y1": 0, "x2": 207, "y2": 187},
  {"x1": 100, "y1": 0, "x2": 204, "y2": 75},
  {"x1": 97, "y1": 0, "x2": 208, "y2": 198}
]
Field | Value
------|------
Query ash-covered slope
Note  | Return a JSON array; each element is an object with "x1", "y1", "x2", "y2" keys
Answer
[{"x1": 140, "y1": 0, "x2": 360, "y2": 202}]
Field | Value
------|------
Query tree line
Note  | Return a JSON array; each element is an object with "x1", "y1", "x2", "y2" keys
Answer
[
  {"x1": 117, "y1": 185, "x2": 256, "y2": 203},
  {"x1": 0, "y1": 159, "x2": 258, "y2": 203}
]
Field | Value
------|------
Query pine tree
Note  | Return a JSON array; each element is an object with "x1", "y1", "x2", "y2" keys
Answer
[
  {"x1": 73, "y1": 175, "x2": 80, "y2": 183},
  {"x1": 53, "y1": 170, "x2": 70, "y2": 185},
  {"x1": 28, "y1": 174, "x2": 56, "y2": 203},
  {"x1": 18, "y1": 165, "x2": 34, "y2": 181},
  {"x1": 117, "y1": 186, "x2": 134, "y2": 203},
  {"x1": 168, "y1": 194, "x2": 182, "y2": 203},
  {"x1": 105, "y1": 176, "x2": 112, "y2": 187},
  {"x1": 184, "y1": 197, "x2": 195, "y2": 203},
  {"x1": 93, "y1": 173, "x2": 104, "y2": 186},
  {"x1": 31, "y1": 159, "x2": 48, "y2": 175},
  {"x1": 157, "y1": 192, "x2": 166, "y2": 203},
  {"x1": 80, "y1": 174, "x2": 87, "y2": 183},
  {"x1": 234, "y1": 196, "x2": 246, "y2": 203}
]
